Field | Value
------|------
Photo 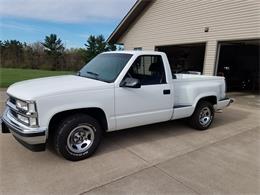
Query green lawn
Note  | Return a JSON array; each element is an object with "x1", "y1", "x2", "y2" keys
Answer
[{"x1": 0, "y1": 68, "x2": 74, "y2": 88}]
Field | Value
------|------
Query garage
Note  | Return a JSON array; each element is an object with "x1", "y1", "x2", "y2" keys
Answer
[
  {"x1": 216, "y1": 40, "x2": 260, "y2": 92},
  {"x1": 156, "y1": 43, "x2": 206, "y2": 74}
]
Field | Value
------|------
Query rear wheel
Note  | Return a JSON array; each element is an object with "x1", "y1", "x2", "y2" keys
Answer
[
  {"x1": 54, "y1": 114, "x2": 102, "y2": 161},
  {"x1": 189, "y1": 101, "x2": 214, "y2": 130}
]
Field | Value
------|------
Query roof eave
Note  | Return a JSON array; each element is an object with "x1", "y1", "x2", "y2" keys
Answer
[{"x1": 107, "y1": 0, "x2": 153, "y2": 44}]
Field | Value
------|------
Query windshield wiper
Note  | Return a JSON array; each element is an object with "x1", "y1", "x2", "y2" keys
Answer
[
  {"x1": 78, "y1": 71, "x2": 108, "y2": 82},
  {"x1": 86, "y1": 71, "x2": 99, "y2": 77}
]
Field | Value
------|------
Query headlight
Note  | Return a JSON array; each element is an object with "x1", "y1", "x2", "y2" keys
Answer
[
  {"x1": 17, "y1": 113, "x2": 38, "y2": 127},
  {"x1": 17, "y1": 114, "x2": 29, "y2": 125},
  {"x1": 14, "y1": 99, "x2": 38, "y2": 127},
  {"x1": 16, "y1": 99, "x2": 28, "y2": 111},
  {"x1": 16, "y1": 99, "x2": 36, "y2": 114}
]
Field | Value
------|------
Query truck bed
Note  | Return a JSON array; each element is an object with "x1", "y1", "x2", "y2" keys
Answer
[
  {"x1": 174, "y1": 73, "x2": 223, "y2": 81},
  {"x1": 172, "y1": 74, "x2": 226, "y2": 108}
]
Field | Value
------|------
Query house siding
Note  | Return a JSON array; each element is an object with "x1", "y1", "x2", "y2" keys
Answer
[{"x1": 118, "y1": 0, "x2": 260, "y2": 75}]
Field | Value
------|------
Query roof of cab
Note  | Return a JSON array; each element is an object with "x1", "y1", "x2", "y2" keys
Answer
[{"x1": 103, "y1": 50, "x2": 165, "y2": 55}]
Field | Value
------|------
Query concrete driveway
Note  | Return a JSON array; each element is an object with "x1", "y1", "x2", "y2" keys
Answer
[{"x1": 0, "y1": 90, "x2": 259, "y2": 195}]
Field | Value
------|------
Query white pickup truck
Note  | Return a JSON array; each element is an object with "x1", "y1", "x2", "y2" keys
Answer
[{"x1": 1, "y1": 51, "x2": 232, "y2": 161}]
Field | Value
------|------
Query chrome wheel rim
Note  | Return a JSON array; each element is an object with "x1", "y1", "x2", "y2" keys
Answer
[
  {"x1": 199, "y1": 107, "x2": 212, "y2": 126},
  {"x1": 67, "y1": 125, "x2": 95, "y2": 153}
]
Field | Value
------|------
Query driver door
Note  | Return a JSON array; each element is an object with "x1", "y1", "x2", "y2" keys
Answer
[{"x1": 115, "y1": 55, "x2": 173, "y2": 130}]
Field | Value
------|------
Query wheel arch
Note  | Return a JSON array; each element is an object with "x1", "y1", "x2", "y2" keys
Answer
[
  {"x1": 191, "y1": 95, "x2": 217, "y2": 115},
  {"x1": 198, "y1": 96, "x2": 217, "y2": 105},
  {"x1": 48, "y1": 107, "x2": 108, "y2": 138},
  {"x1": 193, "y1": 93, "x2": 217, "y2": 107}
]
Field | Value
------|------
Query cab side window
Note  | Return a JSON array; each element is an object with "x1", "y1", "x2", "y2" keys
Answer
[{"x1": 127, "y1": 55, "x2": 166, "y2": 85}]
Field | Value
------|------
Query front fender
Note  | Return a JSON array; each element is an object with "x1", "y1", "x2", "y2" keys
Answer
[{"x1": 36, "y1": 89, "x2": 116, "y2": 131}]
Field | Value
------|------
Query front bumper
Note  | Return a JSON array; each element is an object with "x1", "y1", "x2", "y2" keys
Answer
[{"x1": 1, "y1": 107, "x2": 47, "y2": 151}]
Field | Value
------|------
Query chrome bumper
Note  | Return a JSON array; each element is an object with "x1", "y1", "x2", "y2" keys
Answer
[
  {"x1": 214, "y1": 97, "x2": 234, "y2": 111},
  {"x1": 1, "y1": 107, "x2": 47, "y2": 151}
]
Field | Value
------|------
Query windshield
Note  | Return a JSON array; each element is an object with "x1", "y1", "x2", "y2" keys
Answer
[{"x1": 79, "y1": 53, "x2": 133, "y2": 82}]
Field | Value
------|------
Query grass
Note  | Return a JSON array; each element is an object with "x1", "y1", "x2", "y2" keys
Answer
[{"x1": 0, "y1": 68, "x2": 74, "y2": 88}]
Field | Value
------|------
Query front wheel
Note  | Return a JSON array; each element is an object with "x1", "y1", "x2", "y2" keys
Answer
[
  {"x1": 189, "y1": 101, "x2": 214, "y2": 130},
  {"x1": 54, "y1": 114, "x2": 102, "y2": 161}
]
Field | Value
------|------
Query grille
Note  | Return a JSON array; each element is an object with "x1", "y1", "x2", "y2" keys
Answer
[
  {"x1": 9, "y1": 109, "x2": 18, "y2": 118},
  {"x1": 9, "y1": 96, "x2": 16, "y2": 105}
]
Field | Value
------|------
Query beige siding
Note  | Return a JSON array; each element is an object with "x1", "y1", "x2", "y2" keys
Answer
[{"x1": 118, "y1": 0, "x2": 260, "y2": 75}]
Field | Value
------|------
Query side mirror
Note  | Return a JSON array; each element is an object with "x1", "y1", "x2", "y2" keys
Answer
[{"x1": 120, "y1": 78, "x2": 141, "y2": 88}]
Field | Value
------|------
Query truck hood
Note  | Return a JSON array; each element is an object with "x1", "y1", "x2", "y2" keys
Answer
[{"x1": 7, "y1": 75, "x2": 111, "y2": 100}]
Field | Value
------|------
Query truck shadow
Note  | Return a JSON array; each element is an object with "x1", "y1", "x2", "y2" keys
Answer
[
  {"x1": 95, "y1": 107, "x2": 251, "y2": 157},
  {"x1": 46, "y1": 107, "x2": 251, "y2": 160}
]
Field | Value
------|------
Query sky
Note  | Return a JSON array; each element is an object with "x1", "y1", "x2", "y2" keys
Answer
[{"x1": 0, "y1": 0, "x2": 136, "y2": 48}]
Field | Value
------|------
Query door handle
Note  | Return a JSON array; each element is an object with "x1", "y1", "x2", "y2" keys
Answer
[{"x1": 163, "y1": 89, "x2": 171, "y2": 95}]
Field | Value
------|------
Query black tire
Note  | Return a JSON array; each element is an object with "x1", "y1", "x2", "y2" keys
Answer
[
  {"x1": 54, "y1": 114, "x2": 102, "y2": 161},
  {"x1": 189, "y1": 101, "x2": 214, "y2": 130}
]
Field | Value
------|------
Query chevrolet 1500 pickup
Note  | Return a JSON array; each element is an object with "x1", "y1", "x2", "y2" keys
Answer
[{"x1": 1, "y1": 51, "x2": 233, "y2": 161}]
